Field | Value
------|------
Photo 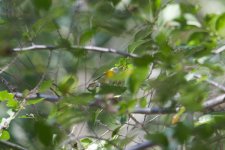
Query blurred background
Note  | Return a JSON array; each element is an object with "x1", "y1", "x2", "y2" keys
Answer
[{"x1": 0, "y1": 0, "x2": 225, "y2": 149}]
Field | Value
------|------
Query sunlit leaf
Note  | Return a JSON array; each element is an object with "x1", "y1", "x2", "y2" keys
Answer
[
  {"x1": 0, "y1": 130, "x2": 10, "y2": 140},
  {"x1": 215, "y1": 13, "x2": 225, "y2": 36},
  {"x1": 27, "y1": 98, "x2": 44, "y2": 105},
  {"x1": 80, "y1": 138, "x2": 93, "y2": 148},
  {"x1": 139, "y1": 97, "x2": 147, "y2": 108},
  {"x1": 6, "y1": 98, "x2": 19, "y2": 109},
  {"x1": 39, "y1": 80, "x2": 53, "y2": 93},
  {"x1": 0, "y1": 91, "x2": 14, "y2": 102}
]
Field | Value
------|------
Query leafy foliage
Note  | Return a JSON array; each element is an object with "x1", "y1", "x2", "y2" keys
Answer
[{"x1": 0, "y1": 0, "x2": 225, "y2": 149}]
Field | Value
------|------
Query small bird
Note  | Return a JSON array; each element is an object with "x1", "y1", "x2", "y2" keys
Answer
[
  {"x1": 87, "y1": 67, "x2": 119, "y2": 92},
  {"x1": 93, "y1": 67, "x2": 119, "y2": 81}
]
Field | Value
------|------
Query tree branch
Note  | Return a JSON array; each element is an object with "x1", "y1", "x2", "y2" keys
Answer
[
  {"x1": 12, "y1": 92, "x2": 225, "y2": 112},
  {"x1": 13, "y1": 92, "x2": 59, "y2": 102},
  {"x1": 202, "y1": 94, "x2": 225, "y2": 109},
  {"x1": 132, "y1": 107, "x2": 176, "y2": 114},
  {"x1": 132, "y1": 94, "x2": 225, "y2": 114},
  {"x1": 0, "y1": 140, "x2": 27, "y2": 150},
  {"x1": 13, "y1": 44, "x2": 139, "y2": 58},
  {"x1": 126, "y1": 141, "x2": 156, "y2": 150},
  {"x1": 194, "y1": 74, "x2": 225, "y2": 92},
  {"x1": 213, "y1": 45, "x2": 225, "y2": 54}
]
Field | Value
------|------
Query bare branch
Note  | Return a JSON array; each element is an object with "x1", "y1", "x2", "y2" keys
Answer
[
  {"x1": 13, "y1": 44, "x2": 139, "y2": 58},
  {"x1": 0, "y1": 56, "x2": 18, "y2": 75},
  {"x1": 32, "y1": 51, "x2": 52, "y2": 92},
  {"x1": 194, "y1": 74, "x2": 225, "y2": 92},
  {"x1": 132, "y1": 107, "x2": 176, "y2": 114},
  {"x1": 12, "y1": 92, "x2": 225, "y2": 111},
  {"x1": 13, "y1": 45, "x2": 55, "y2": 51},
  {"x1": 202, "y1": 94, "x2": 225, "y2": 109},
  {"x1": 0, "y1": 140, "x2": 27, "y2": 150},
  {"x1": 13, "y1": 92, "x2": 59, "y2": 102},
  {"x1": 126, "y1": 141, "x2": 156, "y2": 150},
  {"x1": 213, "y1": 45, "x2": 225, "y2": 54},
  {"x1": 132, "y1": 94, "x2": 225, "y2": 114}
]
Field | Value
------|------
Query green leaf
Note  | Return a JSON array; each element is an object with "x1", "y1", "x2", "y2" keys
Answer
[
  {"x1": 23, "y1": 89, "x2": 30, "y2": 97},
  {"x1": 120, "y1": 115, "x2": 127, "y2": 124},
  {"x1": 194, "y1": 124, "x2": 214, "y2": 139},
  {"x1": 57, "y1": 38, "x2": 71, "y2": 49},
  {"x1": 112, "y1": 126, "x2": 121, "y2": 138},
  {"x1": 80, "y1": 138, "x2": 93, "y2": 148},
  {"x1": 19, "y1": 114, "x2": 35, "y2": 119},
  {"x1": 111, "y1": 0, "x2": 121, "y2": 5},
  {"x1": 39, "y1": 80, "x2": 53, "y2": 93},
  {"x1": 153, "y1": 73, "x2": 186, "y2": 104},
  {"x1": 133, "y1": 55, "x2": 153, "y2": 67},
  {"x1": 6, "y1": 98, "x2": 19, "y2": 109},
  {"x1": 119, "y1": 99, "x2": 136, "y2": 114},
  {"x1": 128, "y1": 39, "x2": 150, "y2": 53},
  {"x1": 134, "y1": 26, "x2": 152, "y2": 41},
  {"x1": 188, "y1": 32, "x2": 208, "y2": 46},
  {"x1": 0, "y1": 91, "x2": 19, "y2": 109},
  {"x1": 155, "y1": 32, "x2": 172, "y2": 56},
  {"x1": 32, "y1": 0, "x2": 52, "y2": 11},
  {"x1": 215, "y1": 13, "x2": 225, "y2": 36},
  {"x1": 128, "y1": 67, "x2": 149, "y2": 94},
  {"x1": 0, "y1": 18, "x2": 6, "y2": 25},
  {"x1": 147, "y1": 132, "x2": 168, "y2": 147},
  {"x1": 152, "y1": 0, "x2": 161, "y2": 16},
  {"x1": 155, "y1": 0, "x2": 161, "y2": 9},
  {"x1": 204, "y1": 14, "x2": 219, "y2": 32},
  {"x1": 96, "y1": 1, "x2": 114, "y2": 16},
  {"x1": 58, "y1": 76, "x2": 77, "y2": 95},
  {"x1": 0, "y1": 130, "x2": 10, "y2": 140},
  {"x1": 195, "y1": 115, "x2": 214, "y2": 126},
  {"x1": 99, "y1": 84, "x2": 126, "y2": 94},
  {"x1": 173, "y1": 123, "x2": 191, "y2": 144},
  {"x1": 27, "y1": 98, "x2": 44, "y2": 105},
  {"x1": 0, "y1": 91, "x2": 14, "y2": 102},
  {"x1": 139, "y1": 97, "x2": 147, "y2": 108},
  {"x1": 63, "y1": 93, "x2": 94, "y2": 105},
  {"x1": 35, "y1": 120, "x2": 53, "y2": 146},
  {"x1": 80, "y1": 29, "x2": 97, "y2": 45}
]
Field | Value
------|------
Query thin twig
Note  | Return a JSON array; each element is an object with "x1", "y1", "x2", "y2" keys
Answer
[
  {"x1": 129, "y1": 114, "x2": 149, "y2": 134},
  {"x1": 132, "y1": 107, "x2": 176, "y2": 114},
  {"x1": 13, "y1": 44, "x2": 139, "y2": 58},
  {"x1": 194, "y1": 74, "x2": 225, "y2": 92},
  {"x1": 0, "y1": 51, "x2": 53, "y2": 132},
  {"x1": 126, "y1": 141, "x2": 156, "y2": 150},
  {"x1": 61, "y1": 135, "x2": 122, "y2": 150},
  {"x1": 133, "y1": 94, "x2": 225, "y2": 113},
  {"x1": 0, "y1": 140, "x2": 27, "y2": 150},
  {"x1": 203, "y1": 94, "x2": 225, "y2": 109},
  {"x1": 13, "y1": 92, "x2": 59, "y2": 102},
  {"x1": 0, "y1": 56, "x2": 18, "y2": 75},
  {"x1": 11, "y1": 93, "x2": 225, "y2": 111},
  {"x1": 213, "y1": 45, "x2": 225, "y2": 54},
  {"x1": 0, "y1": 76, "x2": 17, "y2": 93}
]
